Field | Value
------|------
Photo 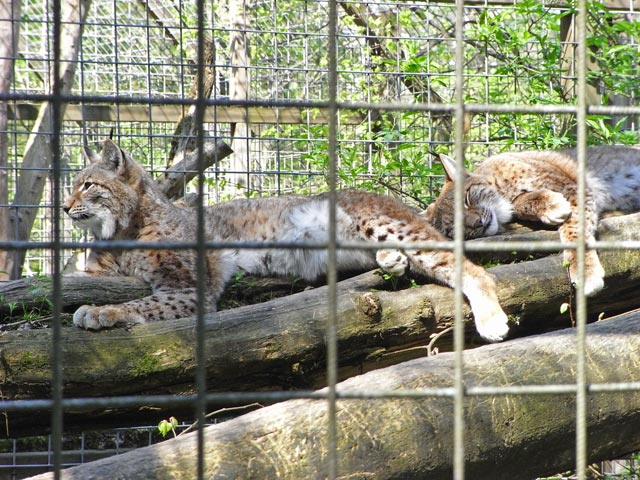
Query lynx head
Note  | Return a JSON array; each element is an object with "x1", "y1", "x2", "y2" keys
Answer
[
  {"x1": 64, "y1": 139, "x2": 145, "y2": 240},
  {"x1": 422, "y1": 154, "x2": 513, "y2": 239}
]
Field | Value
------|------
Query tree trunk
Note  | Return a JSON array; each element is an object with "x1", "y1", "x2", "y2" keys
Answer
[
  {"x1": 227, "y1": 0, "x2": 256, "y2": 191},
  {"x1": 24, "y1": 311, "x2": 640, "y2": 480},
  {"x1": 0, "y1": 0, "x2": 22, "y2": 281},
  {"x1": 1, "y1": 212, "x2": 640, "y2": 434},
  {"x1": 3, "y1": 0, "x2": 92, "y2": 279},
  {"x1": 159, "y1": 37, "x2": 234, "y2": 202}
]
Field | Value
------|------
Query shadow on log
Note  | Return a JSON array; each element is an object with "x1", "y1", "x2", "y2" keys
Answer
[
  {"x1": 24, "y1": 311, "x2": 640, "y2": 480},
  {"x1": 0, "y1": 212, "x2": 639, "y2": 435}
]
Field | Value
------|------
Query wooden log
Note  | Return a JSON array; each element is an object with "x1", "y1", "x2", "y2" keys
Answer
[
  {"x1": 0, "y1": 276, "x2": 150, "y2": 316},
  {"x1": 24, "y1": 311, "x2": 640, "y2": 480},
  {"x1": 0, "y1": 212, "x2": 639, "y2": 434}
]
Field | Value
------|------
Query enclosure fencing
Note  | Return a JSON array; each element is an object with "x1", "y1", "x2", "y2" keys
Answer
[{"x1": 1, "y1": 0, "x2": 640, "y2": 478}]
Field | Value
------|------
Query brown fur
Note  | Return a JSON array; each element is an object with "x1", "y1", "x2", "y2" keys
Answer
[
  {"x1": 64, "y1": 139, "x2": 510, "y2": 341},
  {"x1": 425, "y1": 146, "x2": 640, "y2": 296}
]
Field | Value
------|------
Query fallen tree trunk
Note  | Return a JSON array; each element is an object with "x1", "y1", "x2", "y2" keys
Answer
[
  {"x1": 1, "y1": 212, "x2": 639, "y2": 434},
  {"x1": 0, "y1": 276, "x2": 150, "y2": 313},
  {"x1": 25, "y1": 311, "x2": 640, "y2": 480}
]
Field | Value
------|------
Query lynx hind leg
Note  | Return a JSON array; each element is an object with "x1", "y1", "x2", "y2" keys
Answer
[
  {"x1": 408, "y1": 249, "x2": 509, "y2": 342},
  {"x1": 376, "y1": 249, "x2": 409, "y2": 277},
  {"x1": 563, "y1": 249, "x2": 605, "y2": 297},
  {"x1": 513, "y1": 190, "x2": 572, "y2": 226}
]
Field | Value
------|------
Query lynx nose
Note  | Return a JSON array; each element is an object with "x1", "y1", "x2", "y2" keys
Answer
[{"x1": 62, "y1": 200, "x2": 73, "y2": 215}]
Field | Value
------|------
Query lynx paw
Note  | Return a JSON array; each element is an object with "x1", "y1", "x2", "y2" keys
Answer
[
  {"x1": 565, "y1": 251, "x2": 605, "y2": 297},
  {"x1": 473, "y1": 309, "x2": 510, "y2": 343},
  {"x1": 584, "y1": 274, "x2": 605, "y2": 297},
  {"x1": 541, "y1": 192, "x2": 572, "y2": 225},
  {"x1": 73, "y1": 305, "x2": 142, "y2": 330},
  {"x1": 376, "y1": 249, "x2": 409, "y2": 277},
  {"x1": 571, "y1": 265, "x2": 605, "y2": 297}
]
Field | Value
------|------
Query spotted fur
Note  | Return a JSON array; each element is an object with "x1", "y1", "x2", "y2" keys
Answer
[
  {"x1": 64, "y1": 139, "x2": 510, "y2": 342},
  {"x1": 424, "y1": 146, "x2": 640, "y2": 296}
]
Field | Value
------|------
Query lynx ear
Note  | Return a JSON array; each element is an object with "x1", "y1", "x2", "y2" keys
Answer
[
  {"x1": 99, "y1": 139, "x2": 128, "y2": 176},
  {"x1": 422, "y1": 203, "x2": 436, "y2": 221},
  {"x1": 438, "y1": 153, "x2": 469, "y2": 182},
  {"x1": 82, "y1": 138, "x2": 102, "y2": 164}
]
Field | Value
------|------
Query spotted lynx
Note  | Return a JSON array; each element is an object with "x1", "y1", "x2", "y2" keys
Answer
[
  {"x1": 424, "y1": 146, "x2": 640, "y2": 296},
  {"x1": 64, "y1": 139, "x2": 509, "y2": 342}
]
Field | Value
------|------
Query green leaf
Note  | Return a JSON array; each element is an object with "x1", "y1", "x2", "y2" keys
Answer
[{"x1": 158, "y1": 416, "x2": 179, "y2": 438}]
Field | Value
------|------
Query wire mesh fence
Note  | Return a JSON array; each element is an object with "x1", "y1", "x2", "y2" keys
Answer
[{"x1": 1, "y1": 0, "x2": 640, "y2": 478}]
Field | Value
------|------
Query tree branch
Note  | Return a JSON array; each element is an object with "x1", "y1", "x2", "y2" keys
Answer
[
  {"x1": 24, "y1": 311, "x2": 640, "y2": 480},
  {"x1": 158, "y1": 139, "x2": 234, "y2": 200}
]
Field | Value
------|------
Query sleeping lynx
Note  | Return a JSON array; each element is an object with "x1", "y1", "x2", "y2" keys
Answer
[
  {"x1": 64, "y1": 139, "x2": 510, "y2": 342},
  {"x1": 423, "y1": 146, "x2": 640, "y2": 296}
]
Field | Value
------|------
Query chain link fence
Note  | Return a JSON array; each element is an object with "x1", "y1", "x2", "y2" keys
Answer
[{"x1": 1, "y1": 0, "x2": 640, "y2": 478}]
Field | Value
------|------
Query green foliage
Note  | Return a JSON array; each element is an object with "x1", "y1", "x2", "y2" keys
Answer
[
  {"x1": 158, "y1": 416, "x2": 179, "y2": 438},
  {"x1": 374, "y1": 269, "x2": 419, "y2": 290},
  {"x1": 244, "y1": 0, "x2": 639, "y2": 203},
  {"x1": 13, "y1": 0, "x2": 640, "y2": 264},
  {"x1": 1, "y1": 274, "x2": 53, "y2": 326},
  {"x1": 586, "y1": 116, "x2": 639, "y2": 145}
]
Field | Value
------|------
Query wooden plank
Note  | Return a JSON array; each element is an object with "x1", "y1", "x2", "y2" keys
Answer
[
  {"x1": 8, "y1": 103, "x2": 363, "y2": 125},
  {"x1": 423, "y1": 0, "x2": 640, "y2": 7}
]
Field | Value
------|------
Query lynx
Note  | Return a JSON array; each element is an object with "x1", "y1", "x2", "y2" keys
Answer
[
  {"x1": 423, "y1": 146, "x2": 640, "y2": 296},
  {"x1": 64, "y1": 139, "x2": 510, "y2": 342}
]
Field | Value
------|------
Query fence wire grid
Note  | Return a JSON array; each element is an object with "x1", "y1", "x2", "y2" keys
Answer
[{"x1": 2, "y1": 0, "x2": 640, "y2": 478}]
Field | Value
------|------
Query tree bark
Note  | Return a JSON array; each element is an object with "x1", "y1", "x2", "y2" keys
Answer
[
  {"x1": 227, "y1": 0, "x2": 256, "y2": 191},
  {"x1": 24, "y1": 311, "x2": 640, "y2": 480},
  {"x1": 1, "y1": 212, "x2": 639, "y2": 434},
  {"x1": 0, "y1": 0, "x2": 22, "y2": 281},
  {"x1": 3, "y1": 0, "x2": 92, "y2": 279},
  {"x1": 158, "y1": 139, "x2": 234, "y2": 201}
]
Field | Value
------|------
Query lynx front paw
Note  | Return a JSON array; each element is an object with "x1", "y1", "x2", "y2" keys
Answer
[
  {"x1": 473, "y1": 309, "x2": 510, "y2": 343},
  {"x1": 376, "y1": 249, "x2": 409, "y2": 277},
  {"x1": 540, "y1": 192, "x2": 572, "y2": 225},
  {"x1": 584, "y1": 274, "x2": 605, "y2": 297},
  {"x1": 73, "y1": 305, "x2": 142, "y2": 330},
  {"x1": 571, "y1": 264, "x2": 605, "y2": 297},
  {"x1": 565, "y1": 250, "x2": 605, "y2": 297},
  {"x1": 567, "y1": 271, "x2": 604, "y2": 297}
]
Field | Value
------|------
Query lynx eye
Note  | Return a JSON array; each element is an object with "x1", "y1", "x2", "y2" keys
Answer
[
  {"x1": 464, "y1": 190, "x2": 472, "y2": 208},
  {"x1": 81, "y1": 181, "x2": 94, "y2": 191}
]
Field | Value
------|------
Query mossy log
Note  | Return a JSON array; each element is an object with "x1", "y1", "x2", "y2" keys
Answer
[
  {"x1": 1, "y1": 213, "x2": 639, "y2": 434},
  {"x1": 25, "y1": 311, "x2": 640, "y2": 480}
]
